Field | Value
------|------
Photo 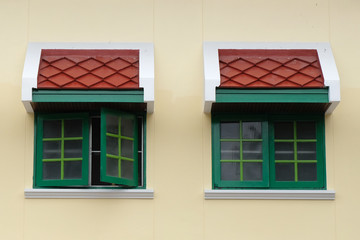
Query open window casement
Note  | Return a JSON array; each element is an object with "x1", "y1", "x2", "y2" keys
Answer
[{"x1": 101, "y1": 109, "x2": 139, "y2": 187}]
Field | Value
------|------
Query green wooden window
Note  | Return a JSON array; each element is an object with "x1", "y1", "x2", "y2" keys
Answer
[
  {"x1": 35, "y1": 109, "x2": 144, "y2": 188},
  {"x1": 212, "y1": 114, "x2": 325, "y2": 189},
  {"x1": 101, "y1": 108, "x2": 139, "y2": 187},
  {"x1": 36, "y1": 113, "x2": 89, "y2": 187}
]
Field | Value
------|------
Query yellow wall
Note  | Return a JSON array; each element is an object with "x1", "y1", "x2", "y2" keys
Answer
[{"x1": 0, "y1": 0, "x2": 359, "y2": 239}]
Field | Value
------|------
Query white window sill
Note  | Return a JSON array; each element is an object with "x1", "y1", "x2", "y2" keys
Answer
[
  {"x1": 24, "y1": 189, "x2": 154, "y2": 199},
  {"x1": 204, "y1": 190, "x2": 335, "y2": 200}
]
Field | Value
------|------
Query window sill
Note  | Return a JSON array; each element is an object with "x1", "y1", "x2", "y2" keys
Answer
[
  {"x1": 204, "y1": 190, "x2": 335, "y2": 200},
  {"x1": 24, "y1": 189, "x2": 154, "y2": 199}
]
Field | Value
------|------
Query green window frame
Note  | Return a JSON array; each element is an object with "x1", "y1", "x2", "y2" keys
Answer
[
  {"x1": 35, "y1": 113, "x2": 89, "y2": 187},
  {"x1": 100, "y1": 108, "x2": 139, "y2": 187},
  {"x1": 212, "y1": 113, "x2": 325, "y2": 189},
  {"x1": 35, "y1": 109, "x2": 144, "y2": 188}
]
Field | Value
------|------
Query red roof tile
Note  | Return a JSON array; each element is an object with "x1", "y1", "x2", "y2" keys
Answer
[
  {"x1": 218, "y1": 49, "x2": 324, "y2": 88},
  {"x1": 37, "y1": 49, "x2": 140, "y2": 89}
]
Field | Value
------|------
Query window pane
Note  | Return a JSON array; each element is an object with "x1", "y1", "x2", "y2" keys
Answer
[
  {"x1": 297, "y1": 121, "x2": 316, "y2": 139},
  {"x1": 106, "y1": 114, "x2": 119, "y2": 134},
  {"x1": 121, "y1": 160, "x2": 134, "y2": 180},
  {"x1": 121, "y1": 117, "x2": 134, "y2": 138},
  {"x1": 64, "y1": 119, "x2": 82, "y2": 138},
  {"x1": 121, "y1": 139, "x2": 133, "y2": 159},
  {"x1": 220, "y1": 122, "x2": 239, "y2": 139},
  {"x1": 43, "y1": 141, "x2": 61, "y2": 159},
  {"x1": 297, "y1": 142, "x2": 316, "y2": 160},
  {"x1": 242, "y1": 122, "x2": 261, "y2": 139},
  {"x1": 43, "y1": 162, "x2": 61, "y2": 180},
  {"x1": 64, "y1": 161, "x2": 82, "y2": 179},
  {"x1": 298, "y1": 163, "x2": 317, "y2": 181},
  {"x1": 106, "y1": 157, "x2": 118, "y2": 177},
  {"x1": 43, "y1": 120, "x2": 61, "y2": 138},
  {"x1": 275, "y1": 142, "x2": 294, "y2": 160},
  {"x1": 106, "y1": 136, "x2": 118, "y2": 156},
  {"x1": 64, "y1": 140, "x2": 82, "y2": 158},
  {"x1": 275, "y1": 163, "x2": 294, "y2": 181},
  {"x1": 243, "y1": 162, "x2": 262, "y2": 181},
  {"x1": 242, "y1": 142, "x2": 262, "y2": 160},
  {"x1": 274, "y1": 122, "x2": 293, "y2": 139},
  {"x1": 221, "y1": 142, "x2": 240, "y2": 160},
  {"x1": 221, "y1": 162, "x2": 240, "y2": 181}
]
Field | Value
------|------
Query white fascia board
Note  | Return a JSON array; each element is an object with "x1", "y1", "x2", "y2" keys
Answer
[
  {"x1": 204, "y1": 189, "x2": 335, "y2": 200},
  {"x1": 203, "y1": 42, "x2": 340, "y2": 114},
  {"x1": 21, "y1": 42, "x2": 155, "y2": 113},
  {"x1": 24, "y1": 188, "x2": 154, "y2": 199}
]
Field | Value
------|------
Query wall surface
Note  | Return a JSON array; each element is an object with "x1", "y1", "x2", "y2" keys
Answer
[{"x1": 0, "y1": 0, "x2": 359, "y2": 239}]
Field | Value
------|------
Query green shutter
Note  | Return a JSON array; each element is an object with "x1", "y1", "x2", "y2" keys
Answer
[
  {"x1": 35, "y1": 113, "x2": 89, "y2": 187},
  {"x1": 100, "y1": 108, "x2": 139, "y2": 187}
]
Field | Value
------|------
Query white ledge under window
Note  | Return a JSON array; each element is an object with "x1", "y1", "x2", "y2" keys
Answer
[
  {"x1": 24, "y1": 189, "x2": 154, "y2": 199},
  {"x1": 204, "y1": 190, "x2": 335, "y2": 200}
]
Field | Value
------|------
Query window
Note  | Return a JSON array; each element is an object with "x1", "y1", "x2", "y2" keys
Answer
[
  {"x1": 35, "y1": 109, "x2": 145, "y2": 188},
  {"x1": 212, "y1": 113, "x2": 325, "y2": 189}
]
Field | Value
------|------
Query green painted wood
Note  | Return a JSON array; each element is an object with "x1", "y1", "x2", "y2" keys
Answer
[
  {"x1": 32, "y1": 89, "x2": 144, "y2": 103},
  {"x1": 35, "y1": 113, "x2": 89, "y2": 187},
  {"x1": 212, "y1": 113, "x2": 325, "y2": 189},
  {"x1": 100, "y1": 108, "x2": 139, "y2": 187},
  {"x1": 269, "y1": 115, "x2": 325, "y2": 189},
  {"x1": 212, "y1": 114, "x2": 269, "y2": 188},
  {"x1": 216, "y1": 88, "x2": 329, "y2": 103}
]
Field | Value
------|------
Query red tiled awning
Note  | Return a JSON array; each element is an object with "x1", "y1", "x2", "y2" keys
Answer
[
  {"x1": 219, "y1": 49, "x2": 324, "y2": 88},
  {"x1": 37, "y1": 49, "x2": 139, "y2": 89}
]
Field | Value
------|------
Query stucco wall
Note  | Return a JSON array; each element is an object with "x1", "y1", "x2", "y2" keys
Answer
[{"x1": 0, "y1": 0, "x2": 359, "y2": 239}]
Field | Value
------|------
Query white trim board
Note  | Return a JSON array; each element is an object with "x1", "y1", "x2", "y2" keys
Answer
[
  {"x1": 203, "y1": 42, "x2": 340, "y2": 114},
  {"x1": 24, "y1": 188, "x2": 154, "y2": 199},
  {"x1": 204, "y1": 189, "x2": 335, "y2": 200},
  {"x1": 21, "y1": 42, "x2": 155, "y2": 113}
]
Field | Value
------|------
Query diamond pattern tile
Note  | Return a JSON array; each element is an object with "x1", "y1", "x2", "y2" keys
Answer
[
  {"x1": 37, "y1": 49, "x2": 140, "y2": 89},
  {"x1": 219, "y1": 49, "x2": 324, "y2": 88}
]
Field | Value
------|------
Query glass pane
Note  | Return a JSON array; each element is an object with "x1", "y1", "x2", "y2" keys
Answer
[
  {"x1": 221, "y1": 162, "x2": 240, "y2": 181},
  {"x1": 274, "y1": 122, "x2": 293, "y2": 139},
  {"x1": 43, "y1": 141, "x2": 61, "y2": 159},
  {"x1": 43, "y1": 120, "x2": 61, "y2": 138},
  {"x1": 64, "y1": 119, "x2": 82, "y2": 138},
  {"x1": 297, "y1": 142, "x2": 316, "y2": 160},
  {"x1": 91, "y1": 117, "x2": 100, "y2": 151},
  {"x1": 242, "y1": 142, "x2": 262, "y2": 160},
  {"x1": 275, "y1": 163, "x2": 295, "y2": 181},
  {"x1": 121, "y1": 139, "x2": 134, "y2": 159},
  {"x1": 121, "y1": 117, "x2": 134, "y2": 138},
  {"x1": 106, "y1": 157, "x2": 118, "y2": 177},
  {"x1": 243, "y1": 162, "x2": 262, "y2": 181},
  {"x1": 43, "y1": 162, "x2": 61, "y2": 180},
  {"x1": 121, "y1": 160, "x2": 134, "y2": 180},
  {"x1": 298, "y1": 163, "x2": 317, "y2": 181},
  {"x1": 220, "y1": 122, "x2": 239, "y2": 139},
  {"x1": 297, "y1": 121, "x2": 316, "y2": 139},
  {"x1": 106, "y1": 114, "x2": 119, "y2": 134},
  {"x1": 275, "y1": 142, "x2": 294, "y2": 160},
  {"x1": 64, "y1": 140, "x2": 82, "y2": 158},
  {"x1": 242, "y1": 122, "x2": 261, "y2": 139},
  {"x1": 221, "y1": 142, "x2": 240, "y2": 160},
  {"x1": 106, "y1": 136, "x2": 118, "y2": 156},
  {"x1": 63, "y1": 161, "x2": 82, "y2": 179}
]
